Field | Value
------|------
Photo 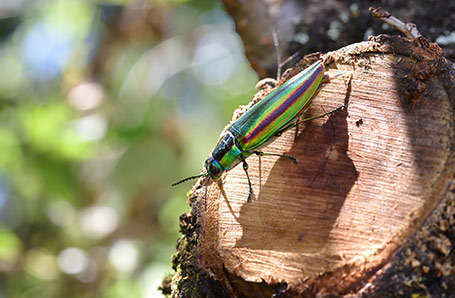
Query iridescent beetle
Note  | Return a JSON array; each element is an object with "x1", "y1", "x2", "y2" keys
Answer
[{"x1": 173, "y1": 61, "x2": 344, "y2": 201}]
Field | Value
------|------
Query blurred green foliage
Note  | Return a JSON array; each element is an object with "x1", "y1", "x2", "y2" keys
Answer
[{"x1": 0, "y1": 0, "x2": 257, "y2": 297}]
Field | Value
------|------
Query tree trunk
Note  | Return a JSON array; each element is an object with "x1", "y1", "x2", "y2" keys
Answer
[
  {"x1": 163, "y1": 34, "x2": 455, "y2": 297},
  {"x1": 220, "y1": 0, "x2": 455, "y2": 79}
]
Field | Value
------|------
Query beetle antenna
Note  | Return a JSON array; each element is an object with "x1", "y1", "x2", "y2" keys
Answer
[
  {"x1": 279, "y1": 50, "x2": 301, "y2": 69},
  {"x1": 172, "y1": 173, "x2": 208, "y2": 186},
  {"x1": 271, "y1": 28, "x2": 282, "y2": 81},
  {"x1": 271, "y1": 29, "x2": 302, "y2": 80}
]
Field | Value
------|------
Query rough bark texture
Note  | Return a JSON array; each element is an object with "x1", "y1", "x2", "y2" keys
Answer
[
  {"x1": 163, "y1": 35, "x2": 455, "y2": 297},
  {"x1": 221, "y1": 0, "x2": 455, "y2": 79}
]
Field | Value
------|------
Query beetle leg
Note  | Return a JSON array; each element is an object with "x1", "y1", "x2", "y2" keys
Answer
[
  {"x1": 321, "y1": 72, "x2": 345, "y2": 84},
  {"x1": 254, "y1": 151, "x2": 297, "y2": 164},
  {"x1": 296, "y1": 104, "x2": 346, "y2": 125},
  {"x1": 274, "y1": 104, "x2": 346, "y2": 137},
  {"x1": 243, "y1": 161, "x2": 253, "y2": 202},
  {"x1": 273, "y1": 122, "x2": 296, "y2": 137},
  {"x1": 255, "y1": 78, "x2": 277, "y2": 91}
]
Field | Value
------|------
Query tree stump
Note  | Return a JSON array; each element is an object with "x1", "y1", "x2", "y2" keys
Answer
[{"x1": 164, "y1": 35, "x2": 455, "y2": 297}]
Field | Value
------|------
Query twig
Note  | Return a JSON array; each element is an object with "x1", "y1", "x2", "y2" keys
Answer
[{"x1": 369, "y1": 7, "x2": 422, "y2": 39}]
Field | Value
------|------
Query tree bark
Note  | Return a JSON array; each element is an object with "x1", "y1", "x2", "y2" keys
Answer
[
  {"x1": 163, "y1": 34, "x2": 455, "y2": 297},
  {"x1": 221, "y1": 0, "x2": 455, "y2": 79}
]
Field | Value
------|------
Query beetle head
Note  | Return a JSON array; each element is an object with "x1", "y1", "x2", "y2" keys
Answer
[{"x1": 205, "y1": 156, "x2": 224, "y2": 180}]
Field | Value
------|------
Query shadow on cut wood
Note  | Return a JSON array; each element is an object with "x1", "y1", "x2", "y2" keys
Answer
[{"x1": 233, "y1": 106, "x2": 356, "y2": 253}]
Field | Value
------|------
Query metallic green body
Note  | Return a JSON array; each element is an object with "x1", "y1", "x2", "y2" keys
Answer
[
  {"x1": 206, "y1": 61, "x2": 325, "y2": 178},
  {"x1": 229, "y1": 61, "x2": 325, "y2": 152},
  {"x1": 172, "y1": 60, "x2": 330, "y2": 197}
]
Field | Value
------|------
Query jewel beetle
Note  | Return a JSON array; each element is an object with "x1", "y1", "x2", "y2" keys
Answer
[{"x1": 173, "y1": 60, "x2": 345, "y2": 201}]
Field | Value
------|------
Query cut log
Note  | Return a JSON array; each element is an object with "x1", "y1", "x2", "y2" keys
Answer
[{"x1": 164, "y1": 35, "x2": 455, "y2": 297}]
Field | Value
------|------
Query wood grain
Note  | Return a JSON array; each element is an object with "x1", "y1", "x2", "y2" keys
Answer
[{"x1": 191, "y1": 36, "x2": 455, "y2": 296}]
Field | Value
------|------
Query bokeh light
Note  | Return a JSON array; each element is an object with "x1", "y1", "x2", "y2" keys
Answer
[
  {"x1": 0, "y1": 0, "x2": 257, "y2": 297},
  {"x1": 80, "y1": 205, "x2": 119, "y2": 239},
  {"x1": 58, "y1": 247, "x2": 89, "y2": 275},
  {"x1": 109, "y1": 239, "x2": 139, "y2": 274}
]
